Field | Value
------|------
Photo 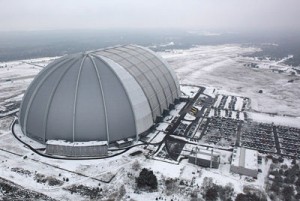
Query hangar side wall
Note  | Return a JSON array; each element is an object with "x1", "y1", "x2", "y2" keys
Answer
[{"x1": 46, "y1": 144, "x2": 108, "y2": 157}]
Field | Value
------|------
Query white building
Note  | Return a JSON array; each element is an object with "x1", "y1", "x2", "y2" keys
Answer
[
  {"x1": 230, "y1": 147, "x2": 258, "y2": 178},
  {"x1": 188, "y1": 148, "x2": 220, "y2": 169}
]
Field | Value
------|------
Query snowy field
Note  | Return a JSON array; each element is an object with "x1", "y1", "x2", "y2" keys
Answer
[
  {"x1": 180, "y1": 85, "x2": 199, "y2": 98},
  {"x1": 0, "y1": 58, "x2": 55, "y2": 113},
  {"x1": 247, "y1": 112, "x2": 300, "y2": 128},
  {"x1": 161, "y1": 44, "x2": 300, "y2": 117}
]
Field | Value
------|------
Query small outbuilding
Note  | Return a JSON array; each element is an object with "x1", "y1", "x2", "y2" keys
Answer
[{"x1": 188, "y1": 148, "x2": 220, "y2": 169}]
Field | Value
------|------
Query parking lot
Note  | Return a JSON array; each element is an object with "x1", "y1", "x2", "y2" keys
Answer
[
  {"x1": 240, "y1": 122, "x2": 276, "y2": 153},
  {"x1": 213, "y1": 94, "x2": 249, "y2": 112},
  {"x1": 173, "y1": 122, "x2": 189, "y2": 136},
  {"x1": 155, "y1": 85, "x2": 300, "y2": 161},
  {"x1": 199, "y1": 117, "x2": 241, "y2": 147},
  {"x1": 277, "y1": 126, "x2": 300, "y2": 157}
]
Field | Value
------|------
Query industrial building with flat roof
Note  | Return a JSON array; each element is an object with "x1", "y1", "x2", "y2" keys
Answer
[
  {"x1": 230, "y1": 147, "x2": 258, "y2": 178},
  {"x1": 188, "y1": 148, "x2": 220, "y2": 169}
]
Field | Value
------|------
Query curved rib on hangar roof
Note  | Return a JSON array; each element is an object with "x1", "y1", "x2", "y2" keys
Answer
[
  {"x1": 91, "y1": 45, "x2": 181, "y2": 119},
  {"x1": 19, "y1": 44, "x2": 180, "y2": 144}
]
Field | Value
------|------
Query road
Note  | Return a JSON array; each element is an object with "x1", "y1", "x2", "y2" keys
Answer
[
  {"x1": 0, "y1": 75, "x2": 36, "y2": 83},
  {"x1": 22, "y1": 61, "x2": 45, "y2": 68},
  {"x1": 179, "y1": 87, "x2": 205, "y2": 116},
  {"x1": 157, "y1": 87, "x2": 205, "y2": 160}
]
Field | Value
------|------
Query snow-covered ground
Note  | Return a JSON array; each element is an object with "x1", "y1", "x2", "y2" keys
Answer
[
  {"x1": 203, "y1": 86, "x2": 217, "y2": 98},
  {"x1": 224, "y1": 96, "x2": 232, "y2": 110},
  {"x1": 161, "y1": 44, "x2": 300, "y2": 117},
  {"x1": 180, "y1": 85, "x2": 199, "y2": 98},
  {"x1": 247, "y1": 112, "x2": 300, "y2": 128},
  {"x1": 184, "y1": 113, "x2": 196, "y2": 121},
  {"x1": 235, "y1": 97, "x2": 244, "y2": 111},
  {"x1": 0, "y1": 58, "x2": 54, "y2": 112}
]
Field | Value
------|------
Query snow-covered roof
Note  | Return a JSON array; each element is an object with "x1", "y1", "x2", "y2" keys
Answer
[
  {"x1": 231, "y1": 147, "x2": 258, "y2": 170},
  {"x1": 191, "y1": 148, "x2": 220, "y2": 161},
  {"x1": 116, "y1": 138, "x2": 134, "y2": 144}
]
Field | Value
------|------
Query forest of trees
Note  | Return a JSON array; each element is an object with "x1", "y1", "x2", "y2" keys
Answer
[{"x1": 268, "y1": 161, "x2": 300, "y2": 201}]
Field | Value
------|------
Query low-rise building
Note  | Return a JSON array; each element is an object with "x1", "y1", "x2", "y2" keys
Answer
[
  {"x1": 188, "y1": 148, "x2": 220, "y2": 168},
  {"x1": 115, "y1": 138, "x2": 134, "y2": 148},
  {"x1": 46, "y1": 140, "x2": 108, "y2": 157},
  {"x1": 230, "y1": 147, "x2": 258, "y2": 178}
]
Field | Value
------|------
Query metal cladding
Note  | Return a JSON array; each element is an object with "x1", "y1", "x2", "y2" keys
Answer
[{"x1": 19, "y1": 45, "x2": 180, "y2": 144}]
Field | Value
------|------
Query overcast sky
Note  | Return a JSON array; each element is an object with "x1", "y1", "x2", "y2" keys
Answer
[{"x1": 0, "y1": 0, "x2": 299, "y2": 32}]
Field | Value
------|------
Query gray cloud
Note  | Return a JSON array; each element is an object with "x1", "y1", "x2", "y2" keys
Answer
[{"x1": 0, "y1": 0, "x2": 299, "y2": 32}]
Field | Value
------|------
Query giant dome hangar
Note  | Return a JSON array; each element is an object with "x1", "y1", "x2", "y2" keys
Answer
[{"x1": 18, "y1": 45, "x2": 180, "y2": 157}]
